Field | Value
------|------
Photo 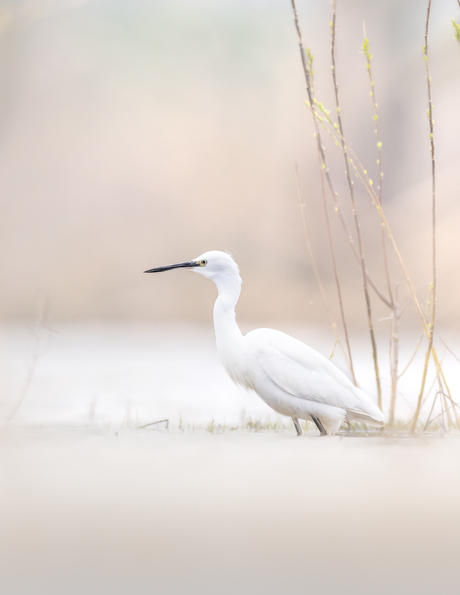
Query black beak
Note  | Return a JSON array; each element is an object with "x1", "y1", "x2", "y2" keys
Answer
[{"x1": 144, "y1": 261, "x2": 198, "y2": 273}]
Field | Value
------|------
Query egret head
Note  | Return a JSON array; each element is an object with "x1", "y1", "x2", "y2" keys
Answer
[
  {"x1": 190, "y1": 251, "x2": 239, "y2": 281},
  {"x1": 144, "y1": 250, "x2": 240, "y2": 284}
]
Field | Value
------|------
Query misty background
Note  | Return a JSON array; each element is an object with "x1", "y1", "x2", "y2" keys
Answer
[
  {"x1": 1, "y1": 0, "x2": 460, "y2": 426},
  {"x1": 2, "y1": 5, "x2": 460, "y2": 592},
  {"x1": 0, "y1": 0, "x2": 459, "y2": 327}
]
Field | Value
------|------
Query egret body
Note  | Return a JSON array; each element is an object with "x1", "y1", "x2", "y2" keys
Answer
[{"x1": 145, "y1": 251, "x2": 385, "y2": 435}]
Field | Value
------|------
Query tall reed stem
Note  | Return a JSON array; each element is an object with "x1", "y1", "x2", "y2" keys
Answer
[
  {"x1": 295, "y1": 166, "x2": 353, "y2": 373},
  {"x1": 388, "y1": 283, "x2": 400, "y2": 425},
  {"x1": 309, "y1": 106, "x2": 452, "y2": 405},
  {"x1": 291, "y1": 2, "x2": 392, "y2": 312},
  {"x1": 361, "y1": 29, "x2": 404, "y2": 420},
  {"x1": 291, "y1": 0, "x2": 357, "y2": 385},
  {"x1": 411, "y1": 0, "x2": 436, "y2": 432},
  {"x1": 330, "y1": 1, "x2": 382, "y2": 407},
  {"x1": 362, "y1": 34, "x2": 393, "y2": 305}
]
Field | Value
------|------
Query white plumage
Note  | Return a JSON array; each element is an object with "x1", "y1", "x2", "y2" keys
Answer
[{"x1": 145, "y1": 250, "x2": 385, "y2": 435}]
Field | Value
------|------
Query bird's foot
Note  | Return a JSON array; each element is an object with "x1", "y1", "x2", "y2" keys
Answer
[
  {"x1": 311, "y1": 416, "x2": 328, "y2": 436},
  {"x1": 292, "y1": 417, "x2": 303, "y2": 436}
]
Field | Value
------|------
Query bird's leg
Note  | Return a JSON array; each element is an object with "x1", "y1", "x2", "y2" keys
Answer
[
  {"x1": 311, "y1": 416, "x2": 328, "y2": 436},
  {"x1": 292, "y1": 417, "x2": 302, "y2": 436}
]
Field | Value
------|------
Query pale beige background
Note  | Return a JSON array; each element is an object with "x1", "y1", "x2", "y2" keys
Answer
[
  {"x1": 2, "y1": 4, "x2": 460, "y2": 593},
  {"x1": 0, "y1": 0, "x2": 458, "y2": 328}
]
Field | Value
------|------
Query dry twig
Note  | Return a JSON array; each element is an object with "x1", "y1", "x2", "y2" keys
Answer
[
  {"x1": 361, "y1": 30, "x2": 393, "y2": 304},
  {"x1": 138, "y1": 419, "x2": 169, "y2": 429},
  {"x1": 330, "y1": 0, "x2": 382, "y2": 406},
  {"x1": 291, "y1": 0, "x2": 357, "y2": 385},
  {"x1": 6, "y1": 292, "x2": 52, "y2": 421},
  {"x1": 411, "y1": 0, "x2": 438, "y2": 431},
  {"x1": 295, "y1": 166, "x2": 355, "y2": 376}
]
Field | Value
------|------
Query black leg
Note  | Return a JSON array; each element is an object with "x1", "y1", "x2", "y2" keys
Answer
[
  {"x1": 311, "y1": 416, "x2": 328, "y2": 436},
  {"x1": 292, "y1": 417, "x2": 302, "y2": 436}
]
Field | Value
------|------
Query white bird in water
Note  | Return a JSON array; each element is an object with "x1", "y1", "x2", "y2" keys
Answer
[{"x1": 145, "y1": 251, "x2": 385, "y2": 436}]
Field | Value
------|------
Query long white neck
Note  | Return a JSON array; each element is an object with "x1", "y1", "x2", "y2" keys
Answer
[{"x1": 212, "y1": 270, "x2": 243, "y2": 354}]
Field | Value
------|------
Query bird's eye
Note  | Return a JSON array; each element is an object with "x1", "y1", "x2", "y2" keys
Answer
[{"x1": 200, "y1": 260, "x2": 207, "y2": 267}]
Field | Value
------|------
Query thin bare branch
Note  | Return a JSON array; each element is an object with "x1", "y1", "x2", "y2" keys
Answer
[
  {"x1": 362, "y1": 32, "x2": 393, "y2": 304},
  {"x1": 423, "y1": 390, "x2": 439, "y2": 431},
  {"x1": 290, "y1": 0, "x2": 391, "y2": 311},
  {"x1": 291, "y1": 0, "x2": 453, "y2": 423},
  {"x1": 307, "y1": 96, "x2": 452, "y2": 404},
  {"x1": 6, "y1": 292, "x2": 51, "y2": 421},
  {"x1": 304, "y1": 99, "x2": 422, "y2": 315},
  {"x1": 295, "y1": 166, "x2": 356, "y2": 380},
  {"x1": 138, "y1": 419, "x2": 169, "y2": 429},
  {"x1": 388, "y1": 283, "x2": 400, "y2": 425},
  {"x1": 291, "y1": 3, "x2": 357, "y2": 385},
  {"x1": 317, "y1": 159, "x2": 358, "y2": 386},
  {"x1": 436, "y1": 331, "x2": 460, "y2": 364},
  {"x1": 397, "y1": 333, "x2": 424, "y2": 379},
  {"x1": 418, "y1": 346, "x2": 446, "y2": 413},
  {"x1": 412, "y1": 0, "x2": 437, "y2": 432},
  {"x1": 330, "y1": 0, "x2": 382, "y2": 407},
  {"x1": 425, "y1": 392, "x2": 460, "y2": 428}
]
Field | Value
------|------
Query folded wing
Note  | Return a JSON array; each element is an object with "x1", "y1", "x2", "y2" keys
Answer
[{"x1": 245, "y1": 328, "x2": 385, "y2": 425}]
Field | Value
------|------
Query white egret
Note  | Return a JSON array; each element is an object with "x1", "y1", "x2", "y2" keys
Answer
[{"x1": 145, "y1": 251, "x2": 385, "y2": 435}]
